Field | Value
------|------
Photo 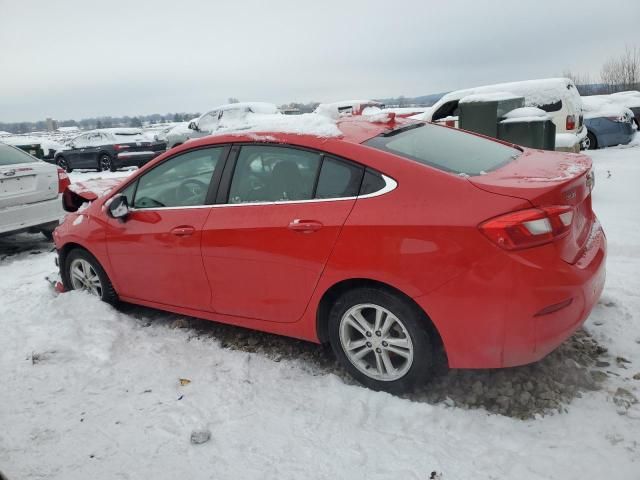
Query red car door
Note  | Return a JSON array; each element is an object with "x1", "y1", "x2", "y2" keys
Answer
[
  {"x1": 201, "y1": 145, "x2": 363, "y2": 323},
  {"x1": 105, "y1": 146, "x2": 227, "y2": 310}
]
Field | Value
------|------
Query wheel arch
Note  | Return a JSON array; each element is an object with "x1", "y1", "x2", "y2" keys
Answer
[{"x1": 315, "y1": 278, "x2": 447, "y2": 361}]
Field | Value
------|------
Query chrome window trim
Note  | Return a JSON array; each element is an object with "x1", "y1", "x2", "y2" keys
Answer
[{"x1": 127, "y1": 174, "x2": 397, "y2": 212}]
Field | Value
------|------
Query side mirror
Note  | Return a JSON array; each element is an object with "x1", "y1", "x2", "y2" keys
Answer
[
  {"x1": 188, "y1": 121, "x2": 199, "y2": 131},
  {"x1": 107, "y1": 194, "x2": 130, "y2": 220}
]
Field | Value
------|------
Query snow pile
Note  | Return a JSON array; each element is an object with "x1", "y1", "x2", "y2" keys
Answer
[
  {"x1": 501, "y1": 107, "x2": 551, "y2": 123},
  {"x1": 582, "y1": 96, "x2": 634, "y2": 121}
]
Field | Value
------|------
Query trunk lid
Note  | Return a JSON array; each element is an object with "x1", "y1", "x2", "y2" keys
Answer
[
  {"x1": 62, "y1": 178, "x2": 123, "y2": 212},
  {"x1": 469, "y1": 149, "x2": 595, "y2": 264},
  {"x1": 0, "y1": 161, "x2": 58, "y2": 210}
]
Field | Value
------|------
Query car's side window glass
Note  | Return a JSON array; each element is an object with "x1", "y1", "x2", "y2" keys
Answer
[
  {"x1": 133, "y1": 147, "x2": 222, "y2": 209},
  {"x1": 120, "y1": 181, "x2": 137, "y2": 206},
  {"x1": 73, "y1": 135, "x2": 88, "y2": 148},
  {"x1": 315, "y1": 156, "x2": 363, "y2": 199},
  {"x1": 228, "y1": 145, "x2": 321, "y2": 204},
  {"x1": 359, "y1": 169, "x2": 386, "y2": 195}
]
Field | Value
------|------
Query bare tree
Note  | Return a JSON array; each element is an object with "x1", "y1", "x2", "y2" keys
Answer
[{"x1": 601, "y1": 45, "x2": 640, "y2": 92}]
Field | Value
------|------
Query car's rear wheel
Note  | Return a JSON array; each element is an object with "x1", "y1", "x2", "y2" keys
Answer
[
  {"x1": 586, "y1": 132, "x2": 597, "y2": 150},
  {"x1": 98, "y1": 154, "x2": 115, "y2": 172},
  {"x1": 56, "y1": 156, "x2": 72, "y2": 173},
  {"x1": 328, "y1": 287, "x2": 433, "y2": 393},
  {"x1": 64, "y1": 249, "x2": 118, "y2": 304}
]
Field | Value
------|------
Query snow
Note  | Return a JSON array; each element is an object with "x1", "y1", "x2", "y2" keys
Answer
[
  {"x1": 502, "y1": 107, "x2": 550, "y2": 120},
  {"x1": 423, "y1": 78, "x2": 582, "y2": 123},
  {"x1": 582, "y1": 96, "x2": 634, "y2": 121},
  {"x1": 459, "y1": 92, "x2": 522, "y2": 103},
  {"x1": 2, "y1": 141, "x2": 640, "y2": 479},
  {"x1": 208, "y1": 112, "x2": 342, "y2": 138},
  {"x1": 604, "y1": 91, "x2": 640, "y2": 109}
]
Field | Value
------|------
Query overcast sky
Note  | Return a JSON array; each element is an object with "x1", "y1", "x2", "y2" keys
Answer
[{"x1": 1, "y1": 0, "x2": 638, "y2": 122}]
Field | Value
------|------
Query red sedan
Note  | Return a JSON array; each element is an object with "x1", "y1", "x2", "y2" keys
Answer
[{"x1": 53, "y1": 117, "x2": 606, "y2": 393}]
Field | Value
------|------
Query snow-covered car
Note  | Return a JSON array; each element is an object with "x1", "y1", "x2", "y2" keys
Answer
[
  {"x1": 314, "y1": 99, "x2": 385, "y2": 117},
  {"x1": 165, "y1": 103, "x2": 281, "y2": 149},
  {"x1": 421, "y1": 78, "x2": 587, "y2": 152},
  {"x1": 0, "y1": 143, "x2": 70, "y2": 239},
  {"x1": 590, "y1": 91, "x2": 640, "y2": 129},
  {"x1": 582, "y1": 96, "x2": 636, "y2": 150},
  {"x1": 54, "y1": 128, "x2": 166, "y2": 172}
]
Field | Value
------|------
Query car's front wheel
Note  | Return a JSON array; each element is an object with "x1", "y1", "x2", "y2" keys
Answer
[
  {"x1": 328, "y1": 287, "x2": 433, "y2": 393},
  {"x1": 586, "y1": 132, "x2": 597, "y2": 150},
  {"x1": 64, "y1": 249, "x2": 118, "y2": 303}
]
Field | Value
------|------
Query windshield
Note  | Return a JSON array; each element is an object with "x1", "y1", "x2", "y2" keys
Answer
[
  {"x1": 364, "y1": 123, "x2": 520, "y2": 176},
  {"x1": 0, "y1": 143, "x2": 38, "y2": 166}
]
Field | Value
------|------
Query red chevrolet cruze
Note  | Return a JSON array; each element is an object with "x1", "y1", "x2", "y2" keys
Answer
[{"x1": 54, "y1": 117, "x2": 606, "y2": 392}]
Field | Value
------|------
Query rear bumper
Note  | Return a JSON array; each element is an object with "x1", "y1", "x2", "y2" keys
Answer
[
  {"x1": 556, "y1": 126, "x2": 588, "y2": 152},
  {"x1": 0, "y1": 194, "x2": 64, "y2": 236},
  {"x1": 414, "y1": 220, "x2": 607, "y2": 369},
  {"x1": 115, "y1": 150, "x2": 163, "y2": 167}
]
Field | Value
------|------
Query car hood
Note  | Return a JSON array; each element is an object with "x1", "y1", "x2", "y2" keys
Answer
[{"x1": 62, "y1": 178, "x2": 123, "y2": 212}]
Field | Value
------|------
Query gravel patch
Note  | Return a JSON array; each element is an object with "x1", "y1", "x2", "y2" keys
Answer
[{"x1": 124, "y1": 304, "x2": 611, "y2": 420}]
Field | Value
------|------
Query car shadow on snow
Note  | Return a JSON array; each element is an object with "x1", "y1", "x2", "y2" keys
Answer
[
  {"x1": 0, "y1": 233, "x2": 54, "y2": 264},
  {"x1": 118, "y1": 301, "x2": 611, "y2": 420}
]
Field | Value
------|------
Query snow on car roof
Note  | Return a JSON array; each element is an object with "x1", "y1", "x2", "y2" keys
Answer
[
  {"x1": 436, "y1": 78, "x2": 581, "y2": 112},
  {"x1": 459, "y1": 92, "x2": 523, "y2": 103},
  {"x1": 581, "y1": 96, "x2": 634, "y2": 120},
  {"x1": 204, "y1": 112, "x2": 343, "y2": 139},
  {"x1": 596, "y1": 91, "x2": 640, "y2": 109}
]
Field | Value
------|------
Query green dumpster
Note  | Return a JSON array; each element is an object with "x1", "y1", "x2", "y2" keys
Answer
[
  {"x1": 458, "y1": 93, "x2": 525, "y2": 138},
  {"x1": 498, "y1": 111, "x2": 556, "y2": 150}
]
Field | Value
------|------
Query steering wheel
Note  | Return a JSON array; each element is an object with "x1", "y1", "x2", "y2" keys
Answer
[{"x1": 177, "y1": 178, "x2": 208, "y2": 203}]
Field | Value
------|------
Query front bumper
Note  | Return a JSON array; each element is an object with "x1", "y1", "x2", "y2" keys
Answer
[{"x1": 414, "y1": 220, "x2": 607, "y2": 369}]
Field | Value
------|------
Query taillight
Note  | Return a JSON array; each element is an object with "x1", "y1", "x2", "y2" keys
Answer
[
  {"x1": 114, "y1": 144, "x2": 130, "y2": 151},
  {"x1": 479, "y1": 206, "x2": 574, "y2": 250},
  {"x1": 566, "y1": 115, "x2": 576, "y2": 130},
  {"x1": 57, "y1": 167, "x2": 71, "y2": 193}
]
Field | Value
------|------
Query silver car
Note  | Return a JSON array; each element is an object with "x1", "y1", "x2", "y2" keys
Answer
[{"x1": 165, "y1": 102, "x2": 280, "y2": 149}]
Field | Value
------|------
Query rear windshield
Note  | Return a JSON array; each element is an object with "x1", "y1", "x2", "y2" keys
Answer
[
  {"x1": 0, "y1": 143, "x2": 38, "y2": 166},
  {"x1": 364, "y1": 123, "x2": 520, "y2": 176}
]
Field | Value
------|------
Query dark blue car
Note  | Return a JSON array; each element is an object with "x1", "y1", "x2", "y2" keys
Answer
[{"x1": 583, "y1": 97, "x2": 636, "y2": 150}]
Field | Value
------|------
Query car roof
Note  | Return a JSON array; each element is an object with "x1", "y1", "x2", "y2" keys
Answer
[{"x1": 180, "y1": 115, "x2": 416, "y2": 150}]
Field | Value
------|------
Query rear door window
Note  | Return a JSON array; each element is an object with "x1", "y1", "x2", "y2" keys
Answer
[
  {"x1": 228, "y1": 145, "x2": 321, "y2": 203},
  {"x1": 364, "y1": 123, "x2": 520, "y2": 176}
]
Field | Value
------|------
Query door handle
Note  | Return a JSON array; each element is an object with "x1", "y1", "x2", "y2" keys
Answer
[
  {"x1": 171, "y1": 226, "x2": 195, "y2": 236},
  {"x1": 288, "y1": 219, "x2": 323, "y2": 233}
]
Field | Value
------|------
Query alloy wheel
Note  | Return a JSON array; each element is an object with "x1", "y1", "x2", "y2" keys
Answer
[
  {"x1": 339, "y1": 303, "x2": 414, "y2": 381},
  {"x1": 69, "y1": 258, "x2": 103, "y2": 297},
  {"x1": 100, "y1": 155, "x2": 112, "y2": 171}
]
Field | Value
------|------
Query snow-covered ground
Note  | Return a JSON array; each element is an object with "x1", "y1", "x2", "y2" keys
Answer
[{"x1": 1, "y1": 141, "x2": 639, "y2": 479}]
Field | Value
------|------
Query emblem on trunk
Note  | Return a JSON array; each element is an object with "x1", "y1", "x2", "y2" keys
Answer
[
  {"x1": 2, "y1": 170, "x2": 16, "y2": 177},
  {"x1": 564, "y1": 189, "x2": 576, "y2": 201}
]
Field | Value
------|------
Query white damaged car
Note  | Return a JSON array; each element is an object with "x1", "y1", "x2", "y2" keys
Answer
[{"x1": 0, "y1": 143, "x2": 69, "y2": 240}]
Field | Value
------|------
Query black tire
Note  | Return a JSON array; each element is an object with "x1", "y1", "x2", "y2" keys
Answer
[
  {"x1": 328, "y1": 287, "x2": 433, "y2": 393},
  {"x1": 56, "y1": 156, "x2": 72, "y2": 173},
  {"x1": 98, "y1": 153, "x2": 116, "y2": 172},
  {"x1": 63, "y1": 248, "x2": 118, "y2": 304},
  {"x1": 587, "y1": 132, "x2": 597, "y2": 150},
  {"x1": 41, "y1": 229, "x2": 54, "y2": 241}
]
